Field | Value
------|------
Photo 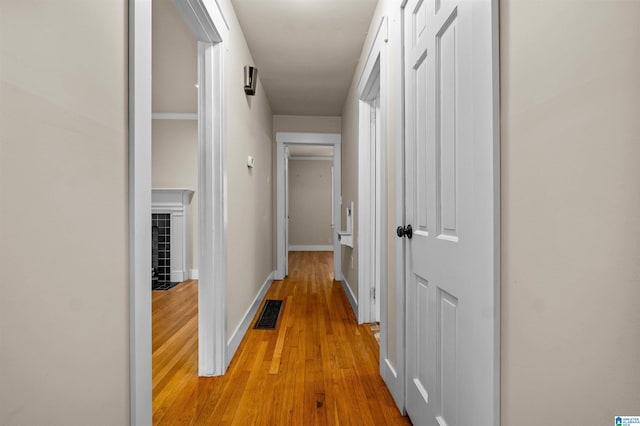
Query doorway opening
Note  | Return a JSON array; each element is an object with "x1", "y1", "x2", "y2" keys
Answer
[
  {"x1": 275, "y1": 132, "x2": 342, "y2": 282},
  {"x1": 287, "y1": 144, "x2": 335, "y2": 259},
  {"x1": 129, "y1": 0, "x2": 228, "y2": 423}
]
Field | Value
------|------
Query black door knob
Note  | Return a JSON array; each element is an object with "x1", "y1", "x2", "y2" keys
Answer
[{"x1": 396, "y1": 225, "x2": 413, "y2": 239}]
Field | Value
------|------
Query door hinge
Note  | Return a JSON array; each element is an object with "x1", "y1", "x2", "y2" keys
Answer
[{"x1": 371, "y1": 287, "x2": 376, "y2": 300}]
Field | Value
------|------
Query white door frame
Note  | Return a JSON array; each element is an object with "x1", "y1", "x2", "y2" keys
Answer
[
  {"x1": 357, "y1": 17, "x2": 387, "y2": 326},
  {"x1": 129, "y1": 0, "x2": 228, "y2": 424},
  {"x1": 275, "y1": 132, "x2": 342, "y2": 281},
  {"x1": 356, "y1": 15, "x2": 405, "y2": 408}
]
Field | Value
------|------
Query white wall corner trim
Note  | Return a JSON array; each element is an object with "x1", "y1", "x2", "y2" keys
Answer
[
  {"x1": 129, "y1": 1, "x2": 153, "y2": 424},
  {"x1": 357, "y1": 15, "x2": 388, "y2": 326},
  {"x1": 289, "y1": 156, "x2": 333, "y2": 161},
  {"x1": 190, "y1": 269, "x2": 199, "y2": 279},
  {"x1": 226, "y1": 271, "x2": 274, "y2": 365},
  {"x1": 341, "y1": 278, "x2": 358, "y2": 319},
  {"x1": 288, "y1": 245, "x2": 333, "y2": 252},
  {"x1": 382, "y1": 358, "x2": 404, "y2": 413}
]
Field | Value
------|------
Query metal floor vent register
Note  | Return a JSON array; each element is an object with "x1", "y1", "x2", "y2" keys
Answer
[{"x1": 254, "y1": 300, "x2": 283, "y2": 329}]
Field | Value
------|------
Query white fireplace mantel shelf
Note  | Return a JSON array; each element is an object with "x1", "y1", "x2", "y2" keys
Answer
[
  {"x1": 152, "y1": 188, "x2": 194, "y2": 208},
  {"x1": 152, "y1": 189, "x2": 195, "y2": 283}
]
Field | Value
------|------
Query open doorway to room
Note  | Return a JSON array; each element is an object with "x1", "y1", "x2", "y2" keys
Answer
[
  {"x1": 130, "y1": 0, "x2": 228, "y2": 422},
  {"x1": 287, "y1": 144, "x2": 335, "y2": 262},
  {"x1": 275, "y1": 132, "x2": 342, "y2": 282},
  {"x1": 151, "y1": 0, "x2": 199, "y2": 292},
  {"x1": 150, "y1": 0, "x2": 200, "y2": 416}
]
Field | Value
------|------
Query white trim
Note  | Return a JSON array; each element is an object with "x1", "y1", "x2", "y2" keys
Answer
[
  {"x1": 357, "y1": 16, "x2": 388, "y2": 326},
  {"x1": 196, "y1": 37, "x2": 227, "y2": 376},
  {"x1": 129, "y1": 1, "x2": 153, "y2": 424},
  {"x1": 152, "y1": 112, "x2": 198, "y2": 120},
  {"x1": 171, "y1": 0, "x2": 230, "y2": 377},
  {"x1": 130, "y1": 1, "x2": 228, "y2": 422},
  {"x1": 288, "y1": 245, "x2": 333, "y2": 252},
  {"x1": 226, "y1": 271, "x2": 274, "y2": 363},
  {"x1": 275, "y1": 132, "x2": 342, "y2": 282},
  {"x1": 491, "y1": 0, "x2": 502, "y2": 422},
  {"x1": 277, "y1": 132, "x2": 340, "y2": 145},
  {"x1": 288, "y1": 156, "x2": 333, "y2": 161},
  {"x1": 340, "y1": 278, "x2": 358, "y2": 318},
  {"x1": 189, "y1": 269, "x2": 199, "y2": 280}
]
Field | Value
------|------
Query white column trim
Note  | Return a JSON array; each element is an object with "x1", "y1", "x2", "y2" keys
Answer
[{"x1": 128, "y1": 1, "x2": 153, "y2": 424}]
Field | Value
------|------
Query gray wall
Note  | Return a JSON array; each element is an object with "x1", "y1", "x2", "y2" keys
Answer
[
  {"x1": 152, "y1": 0, "x2": 197, "y2": 113},
  {"x1": 151, "y1": 120, "x2": 198, "y2": 271},
  {"x1": 288, "y1": 160, "x2": 333, "y2": 247},
  {"x1": 217, "y1": 0, "x2": 275, "y2": 338},
  {"x1": 0, "y1": 0, "x2": 275, "y2": 423},
  {"x1": 272, "y1": 115, "x2": 342, "y2": 264},
  {"x1": 0, "y1": 1, "x2": 129, "y2": 424},
  {"x1": 340, "y1": 0, "x2": 403, "y2": 369},
  {"x1": 500, "y1": 0, "x2": 640, "y2": 423}
]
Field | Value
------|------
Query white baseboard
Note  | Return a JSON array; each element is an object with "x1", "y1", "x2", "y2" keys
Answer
[
  {"x1": 226, "y1": 271, "x2": 274, "y2": 365},
  {"x1": 189, "y1": 269, "x2": 199, "y2": 280},
  {"x1": 382, "y1": 357, "x2": 405, "y2": 414},
  {"x1": 341, "y1": 277, "x2": 358, "y2": 318},
  {"x1": 171, "y1": 270, "x2": 184, "y2": 282},
  {"x1": 288, "y1": 245, "x2": 333, "y2": 251}
]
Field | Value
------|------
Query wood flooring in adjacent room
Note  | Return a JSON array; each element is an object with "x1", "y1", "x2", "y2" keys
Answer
[{"x1": 152, "y1": 251, "x2": 411, "y2": 425}]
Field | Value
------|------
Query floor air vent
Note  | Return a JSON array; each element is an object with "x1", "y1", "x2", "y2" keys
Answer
[{"x1": 254, "y1": 300, "x2": 283, "y2": 329}]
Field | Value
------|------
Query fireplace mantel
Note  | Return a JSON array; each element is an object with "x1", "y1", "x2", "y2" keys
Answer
[{"x1": 152, "y1": 189, "x2": 195, "y2": 282}]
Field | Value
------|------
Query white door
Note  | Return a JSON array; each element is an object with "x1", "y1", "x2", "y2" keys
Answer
[{"x1": 403, "y1": 0, "x2": 499, "y2": 424}]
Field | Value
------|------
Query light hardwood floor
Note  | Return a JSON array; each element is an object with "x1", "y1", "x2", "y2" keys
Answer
[{"x1": 152, "y1": 251, "x2": 412, "y2": 425}]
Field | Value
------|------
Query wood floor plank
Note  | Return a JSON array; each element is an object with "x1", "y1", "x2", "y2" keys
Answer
[
  {"x1": 152, "y1": 251, "x2": 412, "y2": 425},
  {"x1": 268, "y1": 295, "x2": 293, "y2": 374}
]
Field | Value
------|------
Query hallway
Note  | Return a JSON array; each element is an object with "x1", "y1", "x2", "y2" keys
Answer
[{"x1": 152, "y1": 251, "x2": 411, "y2": 425}]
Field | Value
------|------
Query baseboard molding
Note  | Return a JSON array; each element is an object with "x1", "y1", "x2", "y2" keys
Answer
[
  {"x1": 341, "y1": 277, "x2": 358, "y2": 319},
  {"x1": 288, "y1": 245, "x2": 333, "y2": 251},
  {"x1": 170, "y1": 270, "x2": 185, "y2": 282},
  {"x1": 382, "y1": 357, "x2": 405, "y2": 414},
  {"x1": 189, "y1": 269, "x2": 199, "y2": 280},
  {"x1": 226, "y1": 271, "x2": 274, "y2": 366}
]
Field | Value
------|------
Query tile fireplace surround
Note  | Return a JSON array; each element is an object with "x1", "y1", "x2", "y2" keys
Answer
[{"x1": 152, "y1": 189, "x2": 194, "y2": 283}]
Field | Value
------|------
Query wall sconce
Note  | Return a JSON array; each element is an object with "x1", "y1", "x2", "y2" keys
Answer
[{"x1": 244, "y1": 66, "x2": 258, "y2": 96}]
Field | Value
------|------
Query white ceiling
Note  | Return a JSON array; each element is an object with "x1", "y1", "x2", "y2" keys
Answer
[{"x1": 231, "y1": 0, "x2": 379, "y2": 116}]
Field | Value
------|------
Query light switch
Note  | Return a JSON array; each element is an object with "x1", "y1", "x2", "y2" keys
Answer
[{"x1": 247, "y1": 156, "x2": 255, "y2": 168}]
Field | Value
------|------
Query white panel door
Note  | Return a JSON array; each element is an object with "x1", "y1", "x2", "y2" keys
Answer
[{"x1": 403, "y1": 0, "x2": 499, "y2": 424}]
